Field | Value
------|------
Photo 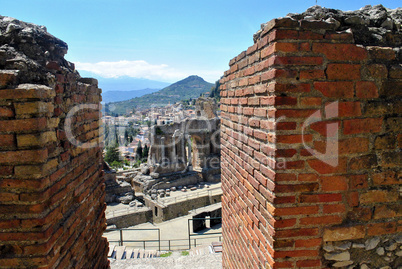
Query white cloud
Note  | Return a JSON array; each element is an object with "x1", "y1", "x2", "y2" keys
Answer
[{"x1": 75, "y1": 60, "x2": 223, "y2": 83}]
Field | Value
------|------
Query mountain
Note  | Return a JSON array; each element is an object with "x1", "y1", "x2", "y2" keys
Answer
[
  {"x1": 102, "y1": 88, "x2": 160, "y2": 103},
  {"x1": 77, "y1": 71, "x2": 171, "y2": 92},
  {"x1": 106, "y1": 75, "x2": 214, "y2": 115}
]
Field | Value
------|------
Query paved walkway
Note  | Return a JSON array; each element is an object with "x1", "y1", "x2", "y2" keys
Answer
[
  {"x1": 104, "y1": 203, "x2": 222, "y2": 251},
  {"x1": 110, "y1": 252, "x2": 222, "y2": 269}
]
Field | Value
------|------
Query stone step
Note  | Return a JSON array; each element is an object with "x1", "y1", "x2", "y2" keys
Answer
[
  {"x1": 108, "y1": 245, "x2": 116, "y2": 258},
  {"x1": 114, "y1": 246, "x2": 126, "y2": 260},
  {"x1": 211, "y1": 242, "x2": 223, "y2": 253},
  {"x1": 110, "y1": 247, "x2": 161, "y2": 259}
]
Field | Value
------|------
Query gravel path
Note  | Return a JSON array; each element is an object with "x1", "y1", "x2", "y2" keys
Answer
[{"x1": 110, "y1": 252, "x2": 222, "y2": 269}]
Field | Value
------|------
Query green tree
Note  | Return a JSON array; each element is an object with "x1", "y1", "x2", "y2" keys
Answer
[
  {"x1": 135, "y1": 141, "x2": 143, "y2": 160},
  {"x1": 104, "y1": 143, "x2": 121, "y2": 165},
  {"x1": 124, "y1": 129, "x2": 129, "y2": 146},
  {"x1": 142, "y1": 144, "x2": 149, "y2": 161}
]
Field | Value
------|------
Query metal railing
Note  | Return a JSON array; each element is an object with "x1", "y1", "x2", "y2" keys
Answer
[
  {"x1": 107, "y1": 236, "x2": 222, "y2": 251},
  {"x1": 106, "y1": 228, "x2": 161, "y2": 250},
  {"x1": 105, "y1": 227, "x2": 222, "y2": 251},
  {"x1": 157, "y1": 187, "x2": 222, "y2": 205},
  {"x1": 188, "y1": 217, "x2": 222, "y2": 249},
  {"x1": 106, "y1": 206, "x2": 148, "y2": 218}
]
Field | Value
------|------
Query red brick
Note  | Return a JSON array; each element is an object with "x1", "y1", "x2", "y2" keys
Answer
[
  {"x1": 272, "y1": 56, "x2": 323, "y2": 66},
  {"x1": 343, "y1": 118, "x2": 383, "y2": 134},
  {"x1": 0, "y1": 106, "x2": 14, "y2": 117},
  {"x1": 261, "y1": 69, "x2": 297, "y2": 82},
  {"x1": 261, "y1": 42, "x2": 298, "y2": 58},
  {"x1": 337, "y1": 101, "x2": 361, "y2": 117},
  {"x1": 313, "y1": 43, "x2": 368, "y2": 61},
  {"x1": 275, "y1": 228, "x2": 319, "y2": 238},
  {"x1": 300, "y1": 97, "x2": 322, "y2": 107},
  {"x1": 300, "y1": 215, "x2": 343, "y2": 226},
  {"x1": 321, "y1": 175, "x2": 348, "y2": 191},
  {"x1": 268, "y1": 29, "x2": 299, "y2": 42},
  {"x1": 246, "y1": 43, "x2": 258, "y2": 55},
  {"x1": 248, "y1": 75, "x2": 260, "y2": 85},
  {"x1": 356, "y1": 81, "x2": 379, "y2": 98},
  {"x1": 275, "y1": 249, "x2": 319, "y2": 259},
  {"x1": 314, "y1": 81, "x2": 354, "y2": 98},
  {"x1": 299, "y1": 42, "x2": 311, "y2": 51},
  {"x1": 274, "y1": 96, "x2": 297, "y2": 106},
  {"x1": 0, "y1": 118, "x2": 47, "y2": 132},
  {"x1": 308, "y1": 158, "x2": 347, "y2": 175},
  {"x1": 367, "y1": 221, "x2": 397, "y2": 236},
  {"x1": 276, "y1": 134, "x2": 312, "y2": 144},
  {"x1": 326, "y1": 64, "x2": 361, "y2": 80},
  {"x1": 248, "y1": 97, "x2": 260, "y2": 106},
  {"x1": 300, "y1": 70, "x2": 325, "y2": 80},
  {"x1": 349, "y1": 174, "x2": 368, "y2": 190},
  {"x1": 299, "y1": 193, "x2": 342, "y2": 203},
  {"x1": 299, "y1": 30, "x2": 324, "y2": 40},
  {"x1": 276, "y1": 122, "x2": 297, "y2": 130},
  {"x1": 0, "y1": 166, "x2": 13, "y2": 176},
  {"x1": 295, "y1": 238, "x2": 322, "y2": 248},
  {"x1": 0, "y1": 149, "x2": 48, "y2": 165},
  {"x1": 275, "y1": 206, "x2": 319, "y2": 216},
  {"x1": 309, "y1": 120, "x2": 339, "y2": 137},
  {"x1": 273, "y1": 83, "x2": 311, "y2": 93},
  {"x1": 298, "y1": 174, "x2": 318, "y2": 182},
  {"x1": 0, "y1": 134, "x2": 15, "y2": 148},
  {"x1": 274, "y1": 261, "x2": 294, "y2": 268},
  {"x1": 275, "y1": 218, "x2": 297, "y2": 228},
  {"x1": 323, "y1": 204, "x2": 346, "y2": 214},
  {"x1": 313, "y1": 137, "x2": 369, "y2": 155},
  {"x1": 276, "y1": 109, "x2": 316, "y2": 118},
  {"x1": 296, "y1": 260, "x2": 322, "y2": 268},
  {"x1": 347, "y1": 191, "x2": 359, "y2": 207},
  {"x1": 249, "y1": 118, "x2": 260, "y2": 128},
  {"x1": 276, "y1": 183, "x2": 318, "y2": 193},
  {"x1": 276, "y1": 173, "x2": 297, "y2": 182}
]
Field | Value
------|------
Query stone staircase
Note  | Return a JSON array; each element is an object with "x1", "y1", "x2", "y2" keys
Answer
[
  {"x1": 108, "y1": 245, "x2": 160, "y2": 260},
  {"x1": 189, "y1": 241, "x2": 222, "y2": 256}
]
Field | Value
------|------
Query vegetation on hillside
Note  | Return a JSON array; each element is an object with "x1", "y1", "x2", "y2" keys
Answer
[
  {"x1": 209, "y1": 80, "x2": 221, "y2": 101},
  {"x1": 105, "y1": 75, "x2": 213, "y2": 115}
]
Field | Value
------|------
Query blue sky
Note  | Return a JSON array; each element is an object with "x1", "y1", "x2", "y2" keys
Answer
[{"x1": 2, "y1": 0, "x2": 400, "y2": 83}]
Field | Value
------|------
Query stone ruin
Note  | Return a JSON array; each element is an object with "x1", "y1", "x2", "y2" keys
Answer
[
  {"x1": 104, "y1": 97, "x2": 221, "y2": 204},
  {"x1": 103, "y1": 161, "x2": 136, "y2": 205},
  {"x1": 133, "y1": 98, "x2": 221, "y2": 197},
  {"x1": 195, "y1": 97, "x2": 218, "y2": 119}
]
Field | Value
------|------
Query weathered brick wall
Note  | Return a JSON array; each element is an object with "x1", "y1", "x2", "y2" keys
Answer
[
  {"x1": 220, "y1": 12, "x2": 401, "y2": 269},
  {"x1": 0, "y1": 18, "x2": 109, "y2": 268}
]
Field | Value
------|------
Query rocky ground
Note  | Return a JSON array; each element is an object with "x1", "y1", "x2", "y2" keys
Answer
[{"x1": 110, "y1": 252, "x2": 222, "y2": 269}]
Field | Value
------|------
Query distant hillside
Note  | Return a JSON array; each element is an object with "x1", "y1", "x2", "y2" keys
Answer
[
  {"x1": 77, "y1": 71, "x2": 171, "y2": 92},
  {"x1": 106, "y1": 75, "x2": 214, "y2": 115},
  {"x1": 102, "y1": 88, "x2": 160, "y2": 103}
]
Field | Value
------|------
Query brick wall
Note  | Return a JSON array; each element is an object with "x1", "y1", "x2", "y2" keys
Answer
[
  {"x1": 220, "y1": 17, "x2": 401, "y2": 268},
  {"x1": 0, "y1": 64, "x2": 109, "y2": 268}
]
